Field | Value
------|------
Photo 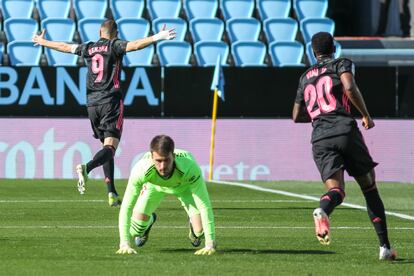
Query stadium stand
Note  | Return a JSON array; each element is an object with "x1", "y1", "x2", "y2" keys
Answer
[
  {"x1": 256, "y1": 0, "x2": 291, "y2": 20},
  {"x1": 1, "y1": 0, "x2": 35, "y2": 19},
  {"x1": 190, "y1": 18, "x2": 224, "y2": 42},
  {"x1": 152, "y1": 18, "x2": 187, "y2": 42},
  {"x1": 293, "y1": 0, "x2": 328, "y2": 21},
  {"x1": 4, "y1": 18, "x2": 38, "y2": 41},
  {"x1": 194, "y1": 41, "x2": 229, "y2": 66},
  {"x1": 183, "y1": 0, "x2": 218, "y2": 20},
  {"x1": 269, "y1": 41, "x2": 305, "y2": 67},
  {"x1": 220, "y1": 0, "x2": 255, "y2": 20},
  {"x1": 41, "y1": 18, "x2": 75, "y2": 41},
  {"x1": 44, "y1": 47, "x2": 78, "y2": 66},
  {"x1": 147, "y1": 0, "x2": 182, "y2": 19},
  {"x1": 110, "y1": 0, "x2": 145, "y2": 20},
  {"x1": 231, "y1": 41, "x2": 267, "y2": 66},
  {"x1": 300, "y1": 17, "x2": 335, "y2": 44},
  {"x1": 8, "y1": 41, "x2": 42, "y2": 66},
  {"x1": 124, "y1": 45, "x2": 155, "y2": 66},
  {"x1": 0, "y1": 43, "x2": 3, "y2": 64},
  {"x1": 156, "y1": 41, "x2": 192, "y2": 66},
  {"x1": 73, "y1": 0, "x2": 108, "y2": 20},
  {"x1": 117, "y1": 18, "x2": 150, "y2": 40},
  {"x1": 36, "y1": 0, "x2": 71, "y2": 19},
  {"x1": 78, "y1": 18, "x2": 105, "y2": 42},
  {"x1": 226, "y1": 18, "x2": 261, "y2": 42},
  {"x1": 263, "y1": 18, "x2": 298, "y2": 42}
]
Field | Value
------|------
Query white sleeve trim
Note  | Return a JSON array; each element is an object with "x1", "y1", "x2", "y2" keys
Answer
[{"x1": 70, "y1": 44, "x2": 79, "y2": 54}]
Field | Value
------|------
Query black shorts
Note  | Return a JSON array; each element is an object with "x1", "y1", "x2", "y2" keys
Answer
[
  {"x1": 87, "y1": 100, "x2": 124, "y2": 141},
  {"x1": 312, "y1": 127, "x2": 378, "y2": 182}
]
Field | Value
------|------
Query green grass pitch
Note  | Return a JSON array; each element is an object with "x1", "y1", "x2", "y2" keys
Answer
[{"x1": 0, "y1": 179, "x2": 413, "y2": 275}]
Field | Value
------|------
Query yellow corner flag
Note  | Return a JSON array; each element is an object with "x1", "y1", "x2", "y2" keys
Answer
[{"x1": 209, "y1": 55, "x2": 225, "y2": 181}]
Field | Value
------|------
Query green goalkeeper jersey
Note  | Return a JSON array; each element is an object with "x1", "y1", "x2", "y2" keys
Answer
[{"x1": 119, "y1": 149, "x2": 215, "y2": 244}]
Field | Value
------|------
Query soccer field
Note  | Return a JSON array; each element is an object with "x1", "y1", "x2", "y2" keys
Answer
[{"x1": 0, "y1": 180, "x2": 413, "y2": 275}]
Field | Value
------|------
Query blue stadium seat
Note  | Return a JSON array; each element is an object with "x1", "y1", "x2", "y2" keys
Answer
[
  {"x1": 306, "y1": 41, "x2": 341, "y2": 65},
  {"x1": 256, "y1": 0, "x2": 291, "y2": 20},
  {"x1": 300, "y1": 17, "x2": 335, "y2": 44},
  {"x1": 269, "y1": 41, "x2": 305, "y2": 67},
  {"x1": 41, "y1": 18, "x2": 75, "y2": 41},
  {"x1": 78, "y1": 18, "x2": 105, "y2": 42},
  {"x1": 194, "y1": 41, "x2": 229, "y2": 66},
  {"x1": 110, "y1": 0, "x2": 145, "y2": 20},
  {"x1": 147, "y1": 0, "x2": 181, "y2": 19},
  {"x1": 73, "y1": 0, "x2": 108, "y2": 19},
  {"x1": 157, "y1": 41, "x2": 191, "y2": 66},
  {"x1": 226, "y1": 18, "x2": 261, "y2": 43},
  {"x1": 117, "y1": 18, "x2": 150, "y2": 41},
  {"x1": 220, "y1": 0, "x2": 254, "y2": 20},
  {"x1": 45, "y1": 47, "x2": 78, "y2": 66},
  {"x1": 293, "y1": 0, "x2": 328, "y2": 21},
  {"x1": 232, "y1": 41, "x2": 267, "y2": 67},
  {"x1": 184, "y1": 0, "x2": 218, "y2": 20},
  {"x1": 37, "y1": 0, "x2": 71, "y2": 19},
  {"x1": 124, "y1": 45, "x2": 155, "y2": 66},
  {"x1": 264, "y1": 18, "x2": 298, "y2": 42},
  {"x1": 8, "y1": 41, "x2": 42, "y2": 66},
  {"x1": 4, "y1": 18, "x2": 38, "y2": 41},
  {"x1": 190, "y1": 18, "x2": 224, "y2": 42},
  {"x1": 1, "y1": 0, "x2": 34, "y2": 19},
  {"x1": 152, "y1": 18, "x2": 187, "y2": 41},
  {"x1": 0, "y1": 43, "x2": 4, "y2": 65}
]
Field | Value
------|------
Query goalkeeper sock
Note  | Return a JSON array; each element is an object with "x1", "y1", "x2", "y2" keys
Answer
[
  {"x1": 319, "y1": 187, "x2": 345, "y2": 216},
  {"x1": 103, "y1": 158, "x2": 117, "y2": 195},
  {"x1": 194, "y1": 230, "x2": 204, "y2": 238},
  {"x1": 86, "y1": 145, "x2": 115, "y2": 174},
  {"x1": 130, "y1": 215, "x2": 154, "y2": 237},
  {"x1": 362, "y1": 185, "x2": 390, "y2": 248}
]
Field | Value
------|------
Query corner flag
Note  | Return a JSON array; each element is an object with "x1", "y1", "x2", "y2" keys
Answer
[{"x1": 209, "y1": 55, "x2": 225, "y2": 181}]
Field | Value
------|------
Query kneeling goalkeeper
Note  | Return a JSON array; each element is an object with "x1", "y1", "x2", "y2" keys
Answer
[{"x1": 116, "y1": 135, "x2": 216, "y2": 255}]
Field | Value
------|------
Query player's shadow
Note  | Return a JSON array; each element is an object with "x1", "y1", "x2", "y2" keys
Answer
[
  {"x1": 161, "y1": 248, "x2": 334, "y2": 255},
  {"x1": 391, "y1": 258, "x2": 414, "y2": 264}
]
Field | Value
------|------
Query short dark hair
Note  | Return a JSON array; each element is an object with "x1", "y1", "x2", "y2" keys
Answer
[
  {"x1": 101, "y1": 19, "x2": 118, "y2": 38},
  {"x1": 150, "y1": 135, "x2": 175, "y2": 155},
  {"x1": 311, "y1": 32, "x2": 334, "y2": 56}
]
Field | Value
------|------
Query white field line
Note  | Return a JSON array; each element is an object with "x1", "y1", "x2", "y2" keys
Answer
[
  {"x1": 0, "y1": 199, "x2": 312, "y2": 203},
  {"x1": 211, "y1": 180, "x2": 414, "y2": 221}
]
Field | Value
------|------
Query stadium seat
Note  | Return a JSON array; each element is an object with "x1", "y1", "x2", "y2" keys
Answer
[
  {"x1": 45, "y1": 47, "x2": 78, "y2": 66},
  {"x1": 156, "y1": 41, "x2": 192, "y2": 66},
  {"x1": 41, "y1": 18, "x2": 75, "y2": 41},
  {"x1": 8, "y1": 41, "x2": 42, "y2": 66},
  {"x1": 117, "y1": 18, "x2": 150, "y2": 41},
  {"x1": 1, "y1": 0, "x2": 35, "y2": 19},
  {"x1": 152, "y1": 18, "x2": 187, "y2": 41},
  {"x1": 0, "y1": 43, "x2": 4, "y2": 65},
  {"x1": 73, "y1": 0, "x2": 108, "y2": 20},
  {"x1": 263, "y1": 18, "x2": 298, "y2": 42},
  {"x1": 226, "y1": 18, "x2": 261, "y2": 43},
  {"x1": 300, "y1": 17, "x2": 335, "y2": 44},
  {"x1": 4, "y1": 18, "x2": 38, "y2": 41},
  {"x1": 220, "y1": 0, "x2": 255, "y2": 20},
  {"x1": 183, "y1": 0, "x2": 218, "y2": 20},
  {"x1": 194, "y1": 41, "x2": 229, "y2": 66},
  {"x1": 124, "y1": 45, "x2": 154, "y2": 66},
  {"x1": 256, "y1": 0, "x2": 291, "y2": 20},
  {"x1": 306, "y1": 41, "x2": 342, "y2": 65},
  {"x1": 110, "y1": 0, "x2": 145, "y2": 20},
  {"x1": 147, "y1": 0, "x2": 182, "y2": 19},
  {"x1": 269, "y1": 41, "x2": 305, "y2": 67},
  {"x1": 37, "y1": 0, "x2": 71, "y2": 19},
  {"x1": 293, "y1": 0, "x2": 328, "y2": 21},
  {"x1": 78, "y1": 18, "x2": 105, "y2": 42},
  {"x1": 232, "y1": 41, "x2": 267, "y2": 67},
  {"x1": 190, "y1": 18, "x2": 224, "y2": 42}
]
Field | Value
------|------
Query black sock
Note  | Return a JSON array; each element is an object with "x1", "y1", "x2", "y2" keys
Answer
[
  {"x1": 319, "y1": 188, "x2": 345, "y2": 216},
  {"x1": 103, "y1": 158, "x2": 117, "y2": 195},
  {"x1": 86, "y1": 145, "x2": 115, "y2": 174},
  {"x1": 363, "y1": 185, "x2": 390, "y2": 248}
]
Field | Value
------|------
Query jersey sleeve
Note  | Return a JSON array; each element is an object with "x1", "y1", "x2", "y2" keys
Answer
[
  {"x1": 72, "y1": 43, "x2": 90, "y2": 57},
  {"x1": 112, "y1": 39, "x2": 128, "y2": 57},
  {"x1": 337, "y1": 58, "x2": 355, "y2": 76},
  {"x1": 295, "y1": 76, "x2": 305, "y2": 104}
]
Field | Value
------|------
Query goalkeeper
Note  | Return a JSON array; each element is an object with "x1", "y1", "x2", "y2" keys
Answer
[{"x1": 116, "y1": 135, "x2": 216, "y2": 255}]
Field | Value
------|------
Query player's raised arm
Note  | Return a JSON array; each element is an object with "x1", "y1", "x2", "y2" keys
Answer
[
  {"x1": 340, "y1": 72, "x2": 374, "y2": 130},
  {"x1": 32, "y1": 29, "x2": 73, "y2": 53},
  {"x1": 125, "y1": 24, "x2": 176, "y2": 52}
]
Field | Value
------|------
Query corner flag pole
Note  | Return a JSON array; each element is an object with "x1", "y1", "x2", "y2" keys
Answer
[{"x1": 209, "y1": 88, "x2": 219, "y2": 181}]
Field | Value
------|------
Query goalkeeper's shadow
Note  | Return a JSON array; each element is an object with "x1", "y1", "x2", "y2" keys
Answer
[{"x1": 161, "y1": 248, "x2": 335, "y2": 255}]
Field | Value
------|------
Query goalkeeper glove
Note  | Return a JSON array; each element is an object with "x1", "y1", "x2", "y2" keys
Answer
[
  {"x1": 152, "y1": 24, "x2": 176, "y2": 42},
  {"x1": 194, "y1": 246, "x2": 216, "y2": 255},
  {"x1": 116, "y1": 241, "x2": 137, "y2": 255}
]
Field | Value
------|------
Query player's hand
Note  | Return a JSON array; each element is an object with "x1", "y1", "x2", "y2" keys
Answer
[
  {"x1": 32, "y1": 29, "x2": 46, "y2": 46},
  {"x1": 362, "y1": 115, "x2": 374, "y2": 130},
  {"x1": 194, "y1": 246, "x2": 216, "y2": 256},
  {"x1": 116, "y1": 243, "x2": 137, "y2": 255},
  {"x1": 152, "y1": 24, "x2": 176, "y2": 42}
]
